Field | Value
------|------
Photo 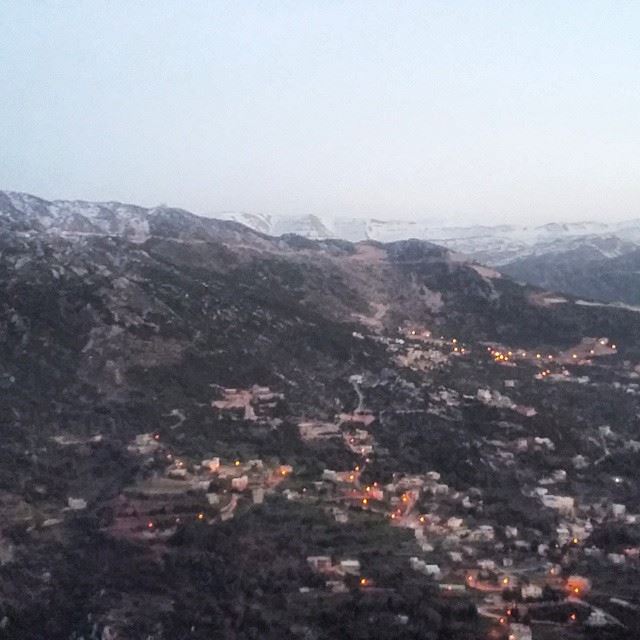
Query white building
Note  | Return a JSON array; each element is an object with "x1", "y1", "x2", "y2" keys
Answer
[
  {"x1": 521, "y1": 584, "x2": 542, "y2": 600},
  {"x1": 339, "y1": 559, "x2": 361, "y2": 575},
  {"x1": 611, "y1": 503, "x2": 626, "y2": 519},
  {"x1": 307, "y1": 556, "x2": 332, "y2": 572},
  {"x1": 542, "y1": 495, "x2": 575, "y2": 516},
  {"x1": 67, "y1": 497, "x2": 87, "y2": 510},
  {"x1": 586, "y1": 609, "x2": 608, "y2": 627}
]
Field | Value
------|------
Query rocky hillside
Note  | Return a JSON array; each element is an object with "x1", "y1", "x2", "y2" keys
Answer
[{"x1": 216, "y1": 206, "x2": 640, "y2": 305}]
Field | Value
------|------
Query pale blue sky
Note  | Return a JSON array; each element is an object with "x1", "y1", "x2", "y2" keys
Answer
[{"x1": 1, "y1": 1, "x2": 639, "y2": 223}]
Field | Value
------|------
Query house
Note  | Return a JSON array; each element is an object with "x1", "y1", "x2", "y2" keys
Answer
[
  {"x1": 573, "y1": 454, "x2": 589, "y2": 469},
  {"x1": 608, "y1": 553, "x2": 626, "y2": 565},
  {"x1": 299, "y1": 421, "x2": 341, "y2": 441},
  {"x1": 586, "y1": 610, "x2": 608, "y2": 627},
  {"x1": 322, "y1": 469, "x2": 338, "y2": 482},
  {"x1": 338, "y1": 411, "x2": 376, "y2": 428},
  {"x1": 212, "y1": 388, "x2": 254, "y2": 420},
  {"x1": 332, "y1": 508, "x2": 349, "y2": 523},
  {"x1": 231, "y1": 475, "x2": 249, "y2": 492},
  {"x1": 556, "y1": 525, "x2": 571, "y2": 545},
  {"x1": 129, "y1": 433, "x2": 161, "y2": 455},
  {"x1": 252, "y1": 488, "x2": 264, "y2": 504},
  {"x1": 307, "y1": 556, "x2": 332, "y2": 572},
  {"x1": 424, "y1": 564, "x2": 441, "y2": 578},
  {"x1": 326, "y1": 579, "x2": 347, "y2": 593},
  {"x1": 541, "y1": 495, "x2": 575, "y2": 516},
  {"x1": 521, "y1": 584, "x2": 543, "y2": 600},
  {"x1": 202, "y1": 458, "x2": 220, "y2": 472},
  {"x1": 533, "y1": 437, "x2": 555, "y2": 450},
  {"x1": 67, "y1": 497, "x2": 87, "y2": 511},
  {"x1": 409, "y1": 557, "x2": 441, "y2": 579},
  {"x1": 611, "y1": 503, "x2": 626, "y2": 519},
  {"x1": 447, "y1": 517, "x2": 464, "y2": 530},
  {"x1": 469, "y1": 525, "x2": 495, "y2": 542},
  {"x1": 339, "y1": 559, "x2": 361, "y2": 575}
]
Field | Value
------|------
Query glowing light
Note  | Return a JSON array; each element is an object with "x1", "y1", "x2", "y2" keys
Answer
[
  {"x1": 570, "y1": 613, "x2": 577, "y2": 622},
  {"x1": 361, "y1": 498, "x2": 368, "y2": 505},
  {"x1": 197, "y1": 512, "x2": 205, "y2": 521},
  {"x1": 360, "y1": 578, "x2": 368, "y2": 586},
  {"x1": 147, "y1": 521, "x2": 154, "y2": 529},
  {"x1": 234, "y1": 460, "x2": 240, "y2": 466},
  {"x1": 502, "y1": 577, "x2": 509, "y2": 585}
]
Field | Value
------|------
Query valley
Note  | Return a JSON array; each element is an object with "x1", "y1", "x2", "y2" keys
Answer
[{"x1": 0, "y1": 193, "x2": 639, "y2": 639}]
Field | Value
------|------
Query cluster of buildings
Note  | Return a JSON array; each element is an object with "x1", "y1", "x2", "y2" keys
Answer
[
  {"x1": 211, "y1": 385, "x2": 284, "y2": 422},
  {"x1": 108, "y1": 432, "x2": 293, "y2": 541}
]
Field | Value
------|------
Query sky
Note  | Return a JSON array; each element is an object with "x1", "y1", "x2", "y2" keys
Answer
[{"x1": 1, "y1": 1, "x2": 639, "y2": 225}]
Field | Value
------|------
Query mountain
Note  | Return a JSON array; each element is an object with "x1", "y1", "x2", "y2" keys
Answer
[
  {"x1": 214, "y1": 210, "x2": 640, "y2": 305},
  {"x1": 1, "y1": 191, "x2": 640, "y2": 639}
]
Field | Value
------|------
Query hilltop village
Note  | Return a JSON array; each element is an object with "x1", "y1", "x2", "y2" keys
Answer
[{"x1": 15, "y1": 319, "x2": 637, "y2": 639}]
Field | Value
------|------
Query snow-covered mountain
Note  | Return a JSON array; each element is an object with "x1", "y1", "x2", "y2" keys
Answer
[
  {"x1": 213, "y1": 210, "x2": 640, "y2": 306},
  {"x1": 215, "y1": 211, "x2": 640, "y2": 266}
]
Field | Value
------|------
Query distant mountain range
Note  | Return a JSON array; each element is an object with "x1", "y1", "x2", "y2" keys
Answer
[
  {"x1": 215, "y1": 211, "x2": 640, "y2": 305},
  {"x1": 3, "y1": 190, "x2": 640, "y2": 305}
]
